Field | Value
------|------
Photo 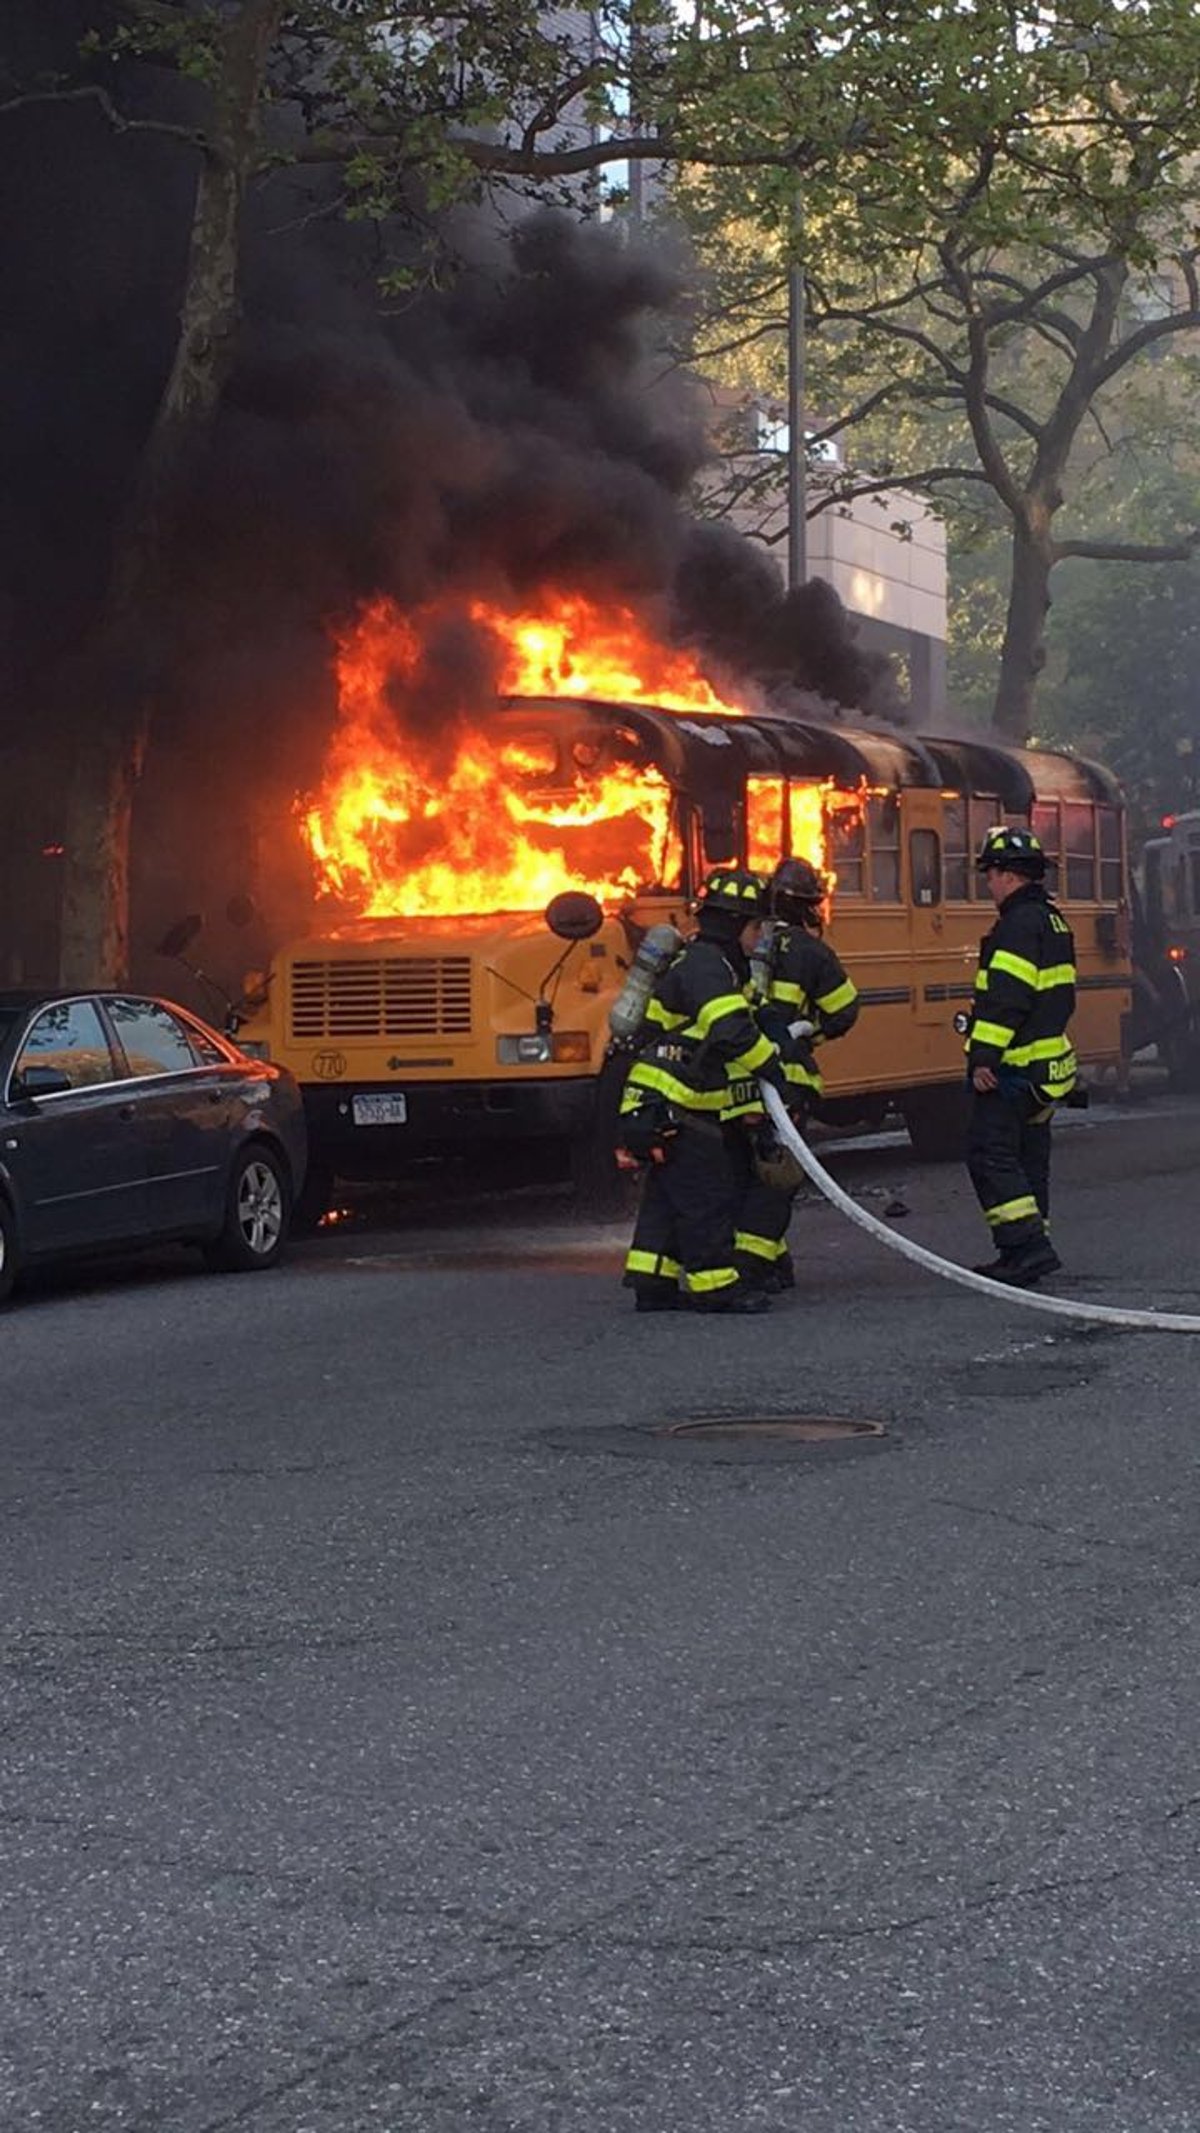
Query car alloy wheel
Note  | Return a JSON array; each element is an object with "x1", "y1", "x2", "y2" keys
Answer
[{"x1": 236, "y1": 1158, "x2": 285, "y2": 1259}]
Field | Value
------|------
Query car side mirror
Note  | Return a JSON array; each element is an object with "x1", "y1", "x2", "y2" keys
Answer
[{"x1": 13, "y1": 1065, "x2": 74, "y2": 1099}]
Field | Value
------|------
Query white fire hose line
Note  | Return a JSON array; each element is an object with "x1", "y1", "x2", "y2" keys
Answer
[{"x1": 761, "y1": 1083, "x2": 1200, "y2": 1336}]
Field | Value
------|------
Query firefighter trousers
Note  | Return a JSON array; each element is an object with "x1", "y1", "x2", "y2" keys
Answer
[
  {"x1": 736, "y1": 1176, "x2": 795, "y2": 1283},
  {"x1": 735, "y1": 1098, "x2": 814, "y2": 1283},
  {"x1": 624, "y1": 1118, "x2": 751, "y2": 1302},
  {"x1": 966, "y1": 1084, "x2": 1053, "y2": 1255}
]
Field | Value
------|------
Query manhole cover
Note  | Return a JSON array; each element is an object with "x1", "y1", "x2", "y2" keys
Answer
[{"x1": 664, "y1": 1416, "x2": 885, "y2": 1444}]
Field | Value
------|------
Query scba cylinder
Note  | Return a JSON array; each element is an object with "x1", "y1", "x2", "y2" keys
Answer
[{"x1": 608, "y1": 924, "x2": 683, "y2": 1042}]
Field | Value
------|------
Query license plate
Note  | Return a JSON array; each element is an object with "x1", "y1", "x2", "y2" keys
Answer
[{"x1": 351, "y1": 1093, "x2": 408, "y2": 1126}]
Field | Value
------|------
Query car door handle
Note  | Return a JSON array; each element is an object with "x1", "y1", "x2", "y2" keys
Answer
[
  {"x1": 118, "y1": 1104, "x2": 136, "y2": 1122},
  {"x1": 207, "y1": 1090, "x2": 224, "y2": 1105}
]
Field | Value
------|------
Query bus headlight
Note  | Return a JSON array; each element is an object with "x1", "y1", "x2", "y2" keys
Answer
[{"x1": 496, "y1": 1032, "x2": 590, "y2": 1065}]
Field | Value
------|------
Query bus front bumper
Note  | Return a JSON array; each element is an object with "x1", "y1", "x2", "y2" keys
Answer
[{"x1": 301, "y1": 1076, "x2": 599, "y2": 1170}]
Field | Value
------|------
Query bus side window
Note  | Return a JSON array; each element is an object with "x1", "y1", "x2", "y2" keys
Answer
[
  {"x1": 1031, "y1": 801, "x2": 1061, "y2": 894},
  {"x1": 828, "y1": 798, "x2": 865, "y2": 896},
  {"x1": 1063, "y1": 802, "x2": 1097, "y2": 900},
  {"x1": 970, "y1": 798, "x2": 1002, "y2": 898},
  {"x1": 909, "y1": 829, "x2": 941, "y2": 907},
  {"x1": 1097, "y1": 805, "x2": 1123, "y2": 903},
  {"x1": 942, "y1": 797, "x2": 969, "y2": 899},
  {"x1": 868, "y1": 794, "x2": 901, "y2": 901}
]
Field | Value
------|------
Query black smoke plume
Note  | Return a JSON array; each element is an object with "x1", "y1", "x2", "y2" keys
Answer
[{"x1": 0, "y1": 2, "x2": 895, "y2": 978}]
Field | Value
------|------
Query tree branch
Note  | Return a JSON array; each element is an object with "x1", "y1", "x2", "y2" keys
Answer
[
  {"x1": 938, "y1": 240, "x2": 1022, "y2": 514},
  {"x1": 0, "y1": 81, "x2": 209, "y2": 154},
  {"x1": 1054, "y1": 532, "x2": 1200, "y2": 564},
  {"x1": 808, "y1": 466, "x2": 993, "y2": 513}
]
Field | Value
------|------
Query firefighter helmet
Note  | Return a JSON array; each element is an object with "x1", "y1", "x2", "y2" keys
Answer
[
  {"x1": 974, "y1": 825, "x2": 1046, "y2": 879},
  {"x1": 771, "y1": 856, "x2": 827, "y2": 922},
  {"x1": 697, "y1": 868, "x2": 768, "y2": 916}
]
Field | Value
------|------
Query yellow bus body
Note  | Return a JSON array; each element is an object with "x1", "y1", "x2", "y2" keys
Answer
[{"x1": 238, "y1": 701, "x2": 1132, "y2": 1184}]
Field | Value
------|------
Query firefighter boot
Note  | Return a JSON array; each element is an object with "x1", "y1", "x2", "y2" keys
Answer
[
  {"x1": 693, "y1": 1287, "x2": 772, "y2": 1316},
  {"x1": 633, "y1": 1281, "x2": 684, "y2": 1313},
  {"x1": 978, "y1": 1241, "x2": 1063, "y2": 1286}
]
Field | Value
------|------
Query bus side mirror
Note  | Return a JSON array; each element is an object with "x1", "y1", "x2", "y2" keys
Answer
[{"x1": 545, "y1": 892, "x2": 604, "y2": 942}]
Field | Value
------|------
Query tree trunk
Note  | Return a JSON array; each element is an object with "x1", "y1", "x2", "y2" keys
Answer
[
  {"x1": 58, "y1": 0, "x2": 285, "y2": 986},
  {"x1": 992, "y1": 518, "x2": 1055, "y2": 745},
  {"x1": 58, "y1": 727, "x2": 144, "y2": 989}
]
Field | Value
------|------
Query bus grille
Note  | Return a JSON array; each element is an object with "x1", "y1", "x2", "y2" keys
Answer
[{"x1": 290, "y1": 957, "x2": 473, "y2": 1040}]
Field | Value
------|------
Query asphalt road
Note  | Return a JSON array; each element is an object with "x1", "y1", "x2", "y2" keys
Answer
[{"x1": 4, "y1": 1092, "x2": 1200, "y2": 2132}]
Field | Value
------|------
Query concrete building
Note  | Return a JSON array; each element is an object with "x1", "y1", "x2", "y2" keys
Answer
[{"x1": 700, "y1": 391, "x2": 948, "y2": 719}]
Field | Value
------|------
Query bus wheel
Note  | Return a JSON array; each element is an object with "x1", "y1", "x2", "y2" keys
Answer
[
  {"x1": 292, "y1": 1159, "x2": 337, "y2": 1235},
  {"x1": 901, "y1": 1086, "x2": 970, "y2": 1163},
  {"x1": 1163, "y1": 1028, "x2": 1200, "y2": 1093}
]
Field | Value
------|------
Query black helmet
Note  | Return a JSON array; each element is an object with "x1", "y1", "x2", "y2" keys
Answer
[
  {"x1": 974, "y1": 825, "x2": 1046, "y2": 880},
  {"x1": 771, "y1": 856, "x2": 827, "y2": 922},
  {"x1": 697, "y1": 868, "x2": 768, "y2": 917}
]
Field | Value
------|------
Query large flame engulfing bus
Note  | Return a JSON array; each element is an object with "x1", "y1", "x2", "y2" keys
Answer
[{"x1": 237, "y1": 596, "x2": 1134, "y2": 1207}]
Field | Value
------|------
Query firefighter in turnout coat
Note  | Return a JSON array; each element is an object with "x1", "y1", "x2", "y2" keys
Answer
[
  {"x1": 966, "y1": 825, "x2": 1077, "y2": 1287},
  {"x1": 737, "y1": 858, "x2": 860, "y2": 1290},
  {"x1": 619, "y1": 869, "x2": 788, "y2": 1315}
]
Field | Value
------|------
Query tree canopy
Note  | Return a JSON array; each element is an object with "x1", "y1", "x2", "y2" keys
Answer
[{"x1": 680, "y1": 0, "x2": 1200, "y2": 740}]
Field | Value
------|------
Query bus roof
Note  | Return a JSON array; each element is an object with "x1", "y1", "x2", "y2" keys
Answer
[{"x1": 500, "y1": 697, "x2": 1123, "y2": 809}]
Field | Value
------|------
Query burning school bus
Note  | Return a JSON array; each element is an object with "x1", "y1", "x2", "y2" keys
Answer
[{"x1": 236, "y1": 601, "x2": 1133, "y2": 1201}]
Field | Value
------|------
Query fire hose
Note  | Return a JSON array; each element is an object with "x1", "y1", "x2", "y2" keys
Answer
[{"x1": 760, "y1": 1082, "x2": 1200, "y2": 1335}]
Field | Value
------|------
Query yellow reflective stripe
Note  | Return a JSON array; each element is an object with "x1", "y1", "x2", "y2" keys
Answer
[
  {"x1": 736, "y1": 1232, "x2": 787, "y2": 1261},
  {"x1": 783, "y1": 1061, "x2": 822, "y2": 1090},
  {"x1": 1038, "y1": 963, "x2": 1075, "y2": 989},
  {"x1": 644, "y1": 998, "x2": 686, "y2": 1030},
  {"x1": 625, "y1": 1249, "x2": 681, "y2": 1279},
  {"x1": 1006, "y1": 1036, "x2": 1074, "y2": 1067},
  {"x1": 728, "y1": 1032, "x2": 776, "y2": 1074},
  {"x1": 770, "y1": 979, "x2": 811, "y2": 1008},
  {"x1": 685, "y1": 1266, "x2": 739, "y2": 1293},
  {"x1": 721, "y1": 1097, "x2": 765, "y2": 1121},
  {"x1": 986, "y1": 1196, "x2": 1040, "y2": 1227},
  {"x1": 975, "y1": 969, "x2": 988, "y2": 993},
  {"x1": 621, "y1": 1065, "x2": 726, "y2": 1112},
  {"x1": 816, "y1": 979, "x2": 857, "y2": 1014},
  {"x1": 991, "y1": 948, "x2": 1039, "y2": 989},
  {"x1": 693, "y1": 991, "x2": 754, "y2": 1037},
  {"x1": 972, "y1": 1019, "x2": 1016, "y2": 1050}
]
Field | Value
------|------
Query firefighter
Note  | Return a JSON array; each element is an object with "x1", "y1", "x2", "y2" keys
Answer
[
  {"x1": 618, "y1": 868, "x2": 788, "y2": 1315},
  {"x1": 737, "y1": 857, "x2": 860, "y2": 1290},
  {"x1": 965, "y1": 825, "x2": 1077, "y2": 1286}
]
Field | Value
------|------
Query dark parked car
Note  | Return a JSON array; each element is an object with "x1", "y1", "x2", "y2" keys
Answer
[{"x1": 0, "y1": 990, "x2": 308, "y2": 1303}]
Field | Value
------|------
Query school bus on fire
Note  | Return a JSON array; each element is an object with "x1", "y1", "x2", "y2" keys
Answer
[{"x1": 236, "y1": 699, "x2": 1133, "y2": 1206}]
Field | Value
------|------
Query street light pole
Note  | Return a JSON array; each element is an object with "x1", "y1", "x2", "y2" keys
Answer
[{"x1": 787, "y1": 239, "x2": 807, "y2": 589}]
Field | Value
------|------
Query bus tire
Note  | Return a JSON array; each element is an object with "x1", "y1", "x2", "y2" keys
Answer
[
  {"x1": 901, "y1": 1085, "x2": 970, "y2": 1163},
  {"x1": 292, "y1": 1159, "x2": 337, "y2": 1236},
  {"x1": 1163, "y1": 1030, "x2": 1200, "y2": 1093}
]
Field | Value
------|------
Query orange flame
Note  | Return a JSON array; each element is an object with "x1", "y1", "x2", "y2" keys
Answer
[
  {"x1": 301, "y1": 594, "x2": 839, "y2": 918},
  {"x1": 473, "y1": 593, "x2": 750, "y2": 715}
]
